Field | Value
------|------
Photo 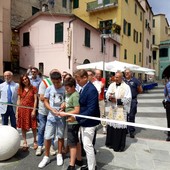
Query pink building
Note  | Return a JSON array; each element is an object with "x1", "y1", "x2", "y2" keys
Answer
[{"x1": 17, "y1": 12, "x2": 120, "y2": 76}]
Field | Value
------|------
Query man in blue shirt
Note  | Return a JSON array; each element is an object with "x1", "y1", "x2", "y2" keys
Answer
[
  {"x1": 29, "y1": 67, "x2": 42, "y2": 90},
  {"x1": 164, "y1": 79, "x2": 170, "y2": 141},
  {"x1": 124, "y1": 68, "x2": 143, "y2": 138}
]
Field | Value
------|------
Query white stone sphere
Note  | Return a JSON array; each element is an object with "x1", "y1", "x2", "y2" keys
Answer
[{"x1": 0, "y1": 125, "x2": 20, "y2": 161}]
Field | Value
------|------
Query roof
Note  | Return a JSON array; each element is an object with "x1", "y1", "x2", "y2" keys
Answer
[{"x1": 15, "y1": 11, "x2": 100, "y2": 33}]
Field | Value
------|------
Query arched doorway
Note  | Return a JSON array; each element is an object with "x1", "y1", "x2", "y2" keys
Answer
[
  {"x1": 162, "y1": 65, "x2": 170, "y2": 79},
  {"x1": 83, "y1": 59, "x2": 90, "y2": 64}
]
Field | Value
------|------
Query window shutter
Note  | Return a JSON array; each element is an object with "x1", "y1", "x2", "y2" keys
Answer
[{"x1": 55, "y1": 23, "x2": 63, "y2": 43}]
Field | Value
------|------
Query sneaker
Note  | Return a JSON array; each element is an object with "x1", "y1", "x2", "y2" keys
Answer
[
  {"x1": 56, "y1": 153, "x2": 63, "y2": 166},
  {"x1": 75, "y1": 159, "x2": 83, "y2": 166},
  {"x1": 130, "y1": 132, "x2": 135, "y2": 138},
  {"x1": 166, "y1": 136, "x2": 170, "y2": 141},
  {"x1": 103, "y1": 127, "x2": 106, "y2": 134},
  {"x1": 38, "y1": 156, "x2": 50, "y2": 168},
  {"x1": 36, "y1": 146, "x2": 42, "y2": 156},
  {"x1": 67, "y1": 165, "x2": 76, "y2": 170},
  {"x1": 50, "y1": 145, "x2": 56, "y2": 156}
]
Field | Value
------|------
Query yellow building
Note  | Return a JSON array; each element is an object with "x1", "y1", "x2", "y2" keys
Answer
[{"x1": 71, "y1": 0, "x2": 144, "y2": 66}]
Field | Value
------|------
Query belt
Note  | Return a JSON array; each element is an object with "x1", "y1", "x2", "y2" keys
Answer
[{"x1": 132, "y1": 97, "x2": 137, "y2": 99}]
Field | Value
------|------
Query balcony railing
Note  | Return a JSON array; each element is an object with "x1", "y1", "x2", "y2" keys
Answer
[{"x1": 87, "y1": 0, "x2": 118, "y2": 12}]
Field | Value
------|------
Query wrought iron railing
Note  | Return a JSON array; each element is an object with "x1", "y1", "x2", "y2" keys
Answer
[{"x1": 87, "y1": 0, "x2": 118, "y2": 12}]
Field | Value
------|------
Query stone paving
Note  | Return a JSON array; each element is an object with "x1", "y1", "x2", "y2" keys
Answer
[{"x1": 0, "y1": 83, "x2": 170, "y2": 170}]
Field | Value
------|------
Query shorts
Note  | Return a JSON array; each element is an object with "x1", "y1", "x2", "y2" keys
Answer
[
  {"x1": 44, "y1": 117, "x2": 66, "y2": 140},
  {"x1": 67, "y1": 124, "x2": 80, "y2": 147}
]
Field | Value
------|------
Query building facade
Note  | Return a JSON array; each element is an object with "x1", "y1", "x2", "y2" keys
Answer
[
  {"x1": 152, "y1": 14, "x2": 170, "y2": 79},
  {"x1": 18, "y1": 12, "x2": 120, "y2": 76},
  {"x1": 159, "y1": 40, "x2": 170, "y2": 79},
  {"x1": 71, "y1": 0, "x2": 144, "y2": 67},
  {"x1": 0, "y1": 0, "x2": 11, "y2": 76},
  {"x1": 11, "y1": 0, "x2": 71, "y2": 28},
  {"x1": 138, "y1": 0, "x2": 153, "y2": 69}
]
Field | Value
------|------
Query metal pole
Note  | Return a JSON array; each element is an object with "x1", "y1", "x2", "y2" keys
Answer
[{"x1": 102, "y1": 36, "x2": 106, "y2": 80}]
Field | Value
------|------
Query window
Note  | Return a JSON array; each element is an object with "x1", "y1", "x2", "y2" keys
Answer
[
  {"x1": 135, "y1": 3, "x2": 137, "y2": 15},
  {"x1": 85, "y1": 28, "x2": 90, "y2": 48},
  {"x1": 139, "y1": 52, "x2": 142, "y2": 62},
  {"x1": 134, "y1": 55, "x2": 136, "y2": 64},
  {"x1": 128, "y1": 23, "x2": 131, "y2": 36},
  {"x1": 124, "y1": 49, "x2": 127, "y2": 59},
  {"x1": 32, "y1": 6, "x2": 39, "y2": 15},
  {"x1": 149, "y1": 56, "x2": 151, "y2": 63},
  {"x1": 62, "y1": 0, "x2": 67, "y2": 8},
  {"x1": 123, "y1": 19, "x2": 127, "y2": 35},
  {"x1": 145, "y1": 19, "x2": 148, "y2": 28},
  {"x1": 146, "y1": 39, "x2": 149, "y2": 49},
  {"x1": 23, "y1": 32, "x2": 30, "y2": 46},
  {"x1": 152, "y1": 35, "x2": 155, "y2": 44},
  {"x1": 73, "y1": 0, "x2": 79, "y2": 9},
  {"x1": 153, "y1": 51, "x2": 156, "y2": 60},
  {"x1": 113, "y1": 44, "x2": 117, "y2": 57},
  {"x1": 99, "y1": 20, "x2": 112, "y2": 34},
  {"x1": 160, "y1": 48, "x2": 168, "y2": 57},
  {"x1": 55, "y1": 22, "x2": 63, "y2": 43},
  {"x1": 133, "y1": 29, "x2": 138, "y2": 43},
  {"x1": 123, "y1": 19, "x2": 131, "y2": 36},
  {"x1": 140, "y1": 32, "x2": 142, "y2": 42},
  {"x1": 140, "y1": 12, "x2": 142, "y2": 21},
  {"x1": 153, "y1": 19, "x2": 155, "y2": 28}
]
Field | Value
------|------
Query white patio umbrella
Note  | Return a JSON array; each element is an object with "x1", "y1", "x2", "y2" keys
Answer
[
  {"x1": 106, "y1": 60, "x2": 140, "y2": 72},
  {"x1": 134, "y1": 67, "x2": 155, "y2": 75},
  {"x1": 76, "y1": 61, "x2": 110, "y2": 71}
]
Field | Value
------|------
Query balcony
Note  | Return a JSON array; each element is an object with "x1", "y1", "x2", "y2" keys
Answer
[
  {"x1": 87, "y1": 0, "x2": 118, "y2": 12},
  {"x1": 101, "y1": 33, "x2": 120, "y2": 44}
]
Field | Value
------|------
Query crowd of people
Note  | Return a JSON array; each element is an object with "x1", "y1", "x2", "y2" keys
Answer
[{"x1": 1, "y1": 65, "x2": 170, "y2": 170}]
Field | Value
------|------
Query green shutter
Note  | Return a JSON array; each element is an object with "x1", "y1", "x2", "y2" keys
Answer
[
  {"x1": 128, "y1": 23, "x2": 131, "y2": 36},
  {"x1": 62, "y1": 0, "x2": 67, "y2": 8},
  {"x1": 55, "y1": 23, "x2": 63, "y2": 43},
  {"x1": 123, "y1": 19, "x2": 126, "y2": 35},
  {"x1": 85, "y1": 28, "x2": 90, "y2": 47},
  {"x1": 134, "y1": 55, "x2": 136, "y2": 64},
  {"x1": 73, "y1": 0, "x2": 79, "y2": 9}
]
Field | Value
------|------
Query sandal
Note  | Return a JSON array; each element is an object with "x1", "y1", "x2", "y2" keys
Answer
[
  {"x1": 33, "y1": 141, "x2": 38, "y2": 150},
  {"x1": 22, "y1": 142, "x2": 29, "y2": 152}
]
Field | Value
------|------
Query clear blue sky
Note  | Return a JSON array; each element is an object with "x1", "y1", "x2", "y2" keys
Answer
[{"x1": 148, "y1": 0, "x2": 170, "y2": 24}]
